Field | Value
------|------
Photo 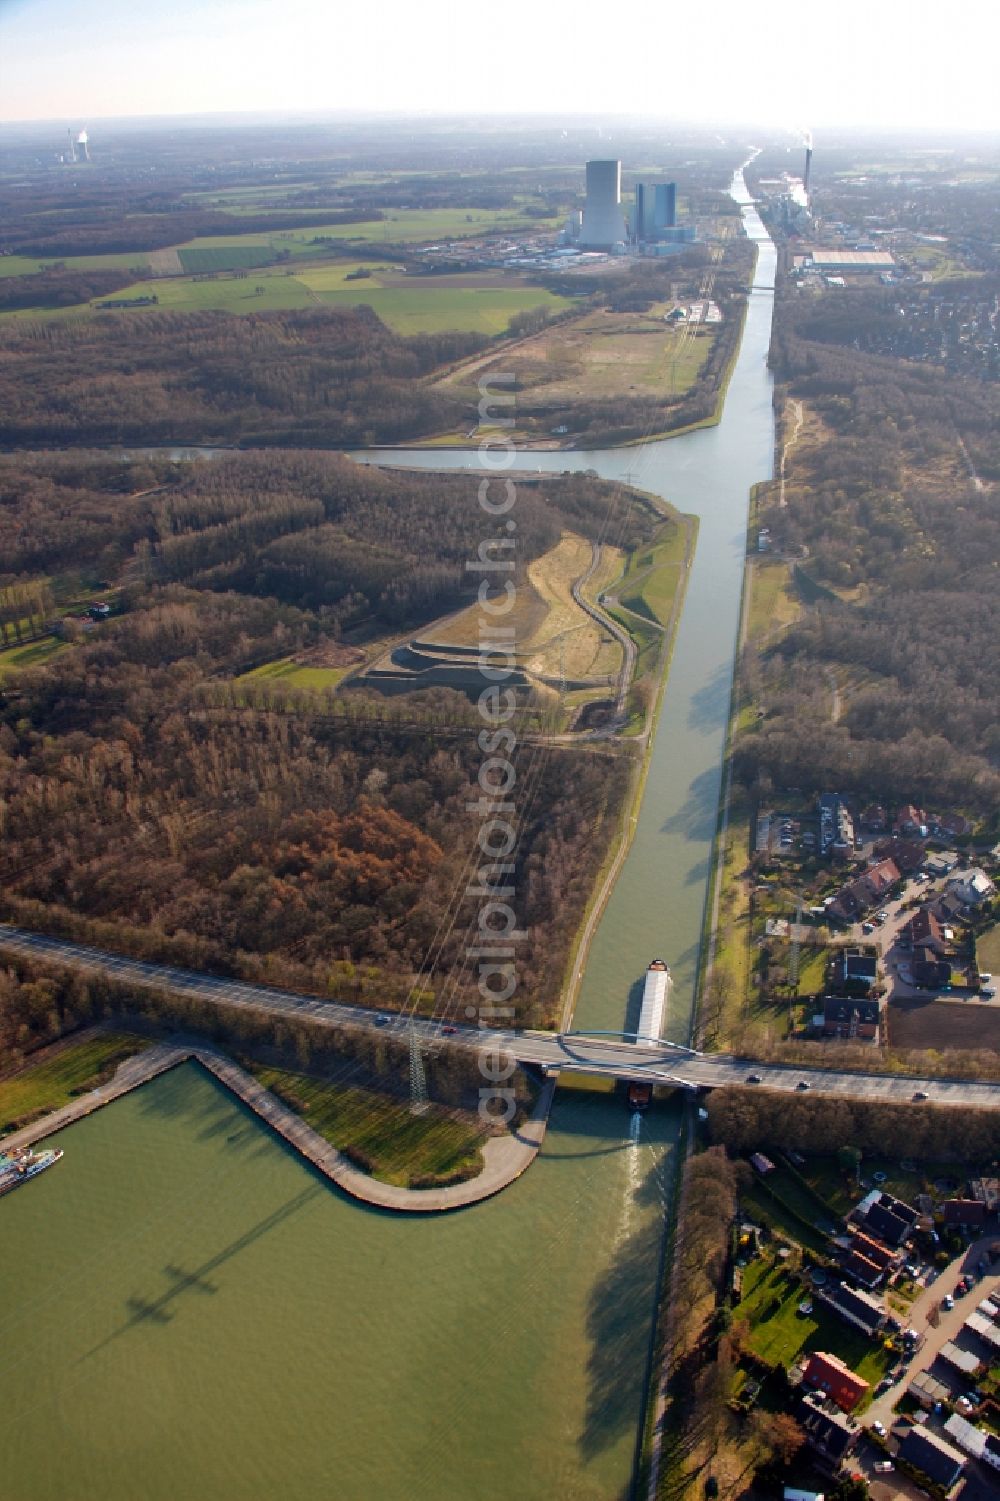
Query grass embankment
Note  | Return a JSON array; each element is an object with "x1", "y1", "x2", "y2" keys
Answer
[
  {"x1": 0, "y1": 1033, "x2": 149, "y2": 1134},
  {"x1": 247, "y1": 1065, "x2": 489, "y2": 1189},
  {"x1": 976, "y1": 922, "x2": 1000, "y2": 974},
  {"x1": 238, "y1": 657, "x2": 349, "y2": 691}
]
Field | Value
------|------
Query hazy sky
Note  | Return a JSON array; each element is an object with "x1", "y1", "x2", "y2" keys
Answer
[{"x1": 2, "y1": 0, "x2": 999, "y2": 131}]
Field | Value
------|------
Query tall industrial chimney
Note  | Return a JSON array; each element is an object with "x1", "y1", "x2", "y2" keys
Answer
[{"x1": 803, "y1": 146, "x2": 813, "y2": 196}]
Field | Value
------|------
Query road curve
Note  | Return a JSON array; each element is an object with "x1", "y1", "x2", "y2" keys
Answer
[{"x1": 3, "y1": 925, "x2": 1000, "y2": 1110}]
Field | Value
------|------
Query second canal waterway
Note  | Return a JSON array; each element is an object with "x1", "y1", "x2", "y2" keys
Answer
[{"x1": 0, "y1": 169, "x2": 775, "y2": 1501}]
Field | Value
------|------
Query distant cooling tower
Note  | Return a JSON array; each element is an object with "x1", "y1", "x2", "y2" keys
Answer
[{"x1": 580, "y1": 160, "x2": 625, "y2": 248}]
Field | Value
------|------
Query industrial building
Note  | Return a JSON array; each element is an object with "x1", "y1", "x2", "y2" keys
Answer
[{"x1": 580, "y1": 160, "x2": 626, "y2": 250}]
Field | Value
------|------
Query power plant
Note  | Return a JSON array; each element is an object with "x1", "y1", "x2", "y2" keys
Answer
[
  {"x1": 803, "y1": 130, "x2": 813, "y2": 198},
  {"x1": 631, "y1": 177, "x2": 695, "y2": 250},
  {"x1": 63, "y1": 128, "x2": 90, "y2": 164},
  {"x1": 579, "y1": 160, "x2": 627, "y2": 249}
]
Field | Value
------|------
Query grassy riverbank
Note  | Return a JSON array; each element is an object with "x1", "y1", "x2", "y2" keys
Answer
[
  {"x1": 0, "y1": 1032, "x2": 149, "y2": 1134},
  {"x1": 245, "y1": 1064, "x2": 489, "y2": 1189}
]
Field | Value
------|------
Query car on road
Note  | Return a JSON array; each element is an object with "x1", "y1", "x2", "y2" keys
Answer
[
  {"x1": 441, "y1": 1025, "x2": 458, "y2": 1035},
  {"x1": 873, "y1": 1461, "x2": 893, "y2": 1473},
  {"x1": 980, "y1": 972, "x2": 993, "y2": 984},
  {"x1": 374, "y1": 1014, "x2": 390, "y2": 1027},
  {"x1": 862, "y1": 921, "x2": 875, "y2": 934},
  {"x1": 942, "y1": 1293, "x2": 955, "y2": 1310},
  {"x1": 913, "y1": 1090, "x2": 928, "y2": 1101},
  {"x1": 746, "y1": 1073, "x2": 762, "y2": 1084},
  {"x1": 796, "y1": 1080, "x2": 811, "y2": 1090},
  {"x1": 982, "y1": 987, "x2": 997, "y2": 999},
  {"x1": 871, "y1": 1420, "x2": 887, "y2": 1437}
]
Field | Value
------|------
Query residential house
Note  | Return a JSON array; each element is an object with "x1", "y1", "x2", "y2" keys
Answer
[
  {"x1": 860, "y1": 803, "x2": 887, "y2": 832},
  {"x1": 827, "y1": 859, "x2": 901, "y2": 923},
  {"x1": 822, "y1": 997, "x2": 881, "y2": 1042},
  {"x1": 924, "y1": 849, "x2": 960, "y2": 878},
  {"x1": 816, "y1": 1281, "x2": 887, "y2": 1336},
  {"x1": 898, "y1": 1427, "x2": 966, "y2": 1491},
  {"x1": 873, "y1": 837, "x2": 925, "y2": 875},
  {"x1": 820, "y1": 793, "x2": 855, "y2": 857},
  {"x1": 932, "y1": 813, "x2": 970, "y2": 840},
  {"x1": 909, "y1": 1370, "x2": 951, "y2": 1409},
  {"x1": 829, "y1": 949, "x2": 879, "y2": 996},
  {"x1": 802, "y1": 1351, "x2": 869, "y2": 1412},
  {"x1": 899, "y1": 910, "x2": 950, "y2": 955},
  {"x1": 949, "y1": 868, "x2": 996, "y2": 909},
  {"x1": 894, "y1": 804, "x2": 927, "y2": 837},
  {"x1": 852, "y1": 1189, "x2": 917, "y2": 1247},
  {"x1": 964, "y1": 1311, "x2": 1000, "y2": 1354},
  {"x1": 942, "y1": 1199, "x2": 986, "y2": 1230},
  {"x1": 938, "y1": 1341, "x2": 983, "y2": 1379},
  {"x1": 910, "y1": 947, "x2": 952, "y2": 990},
  {"x1": 970, "y1": 1177, "x2": 1000, "y2": 1212},
  {"x1": 797, "y1": 1392, "x2": 860, "y2": 1469},
  {"x1": 850, "y1": 1231, "x2": 898, "y2": 1271},
  {"x1": 942, "y1": 1413, "x2": 1000, "y2": 1472},
  {"x1": 841, "y1": 1247, "x2": 883, "y2": 1288}
]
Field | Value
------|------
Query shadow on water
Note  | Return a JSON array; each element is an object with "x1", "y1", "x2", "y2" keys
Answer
[
  {"x1": 135, "y1": 1061, "x2": 288, "y2": 1164},
  {"x1": 662, "y1": 766, "x2": 721, "y2": 844},
  {"x1": 687, "y1": 662, "x2": 733, "y2": 736},
  {"x1": 623, "y1": 974, "x2": 646, "y2": 1038},
  {"x1": 579, "y1": 1158, "x2": 667, "y2": 1464},
  {"x1": 79, "y1": 1184, "x2": 323, "y2": 1362}
]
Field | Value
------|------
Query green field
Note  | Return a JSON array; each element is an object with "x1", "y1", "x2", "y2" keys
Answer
[
  {"x1": 0, "y1": 250, "x2": 152, "y2": 279},
  {"x1": 6, "y1": 256, "x2": 571, "y2": 335},
  {"x1": 238, "y1": 656, "x2": 349, "y2": 690},
  {"x1": 0, "y1": 1033, "x2": 149, "y2": 1133},
  {"x1": 0, "y1": 636, "x2": 69, "y2": 677},
  {"x1": 178, "y1": 246, "x2": 275, "y2": 273},
  {"x1": 976, "y1": 923, "x2": 1000, "y2": 975},
  {"x1": 248, "y1": 1066, "x2": 487, "y2": 1188}
]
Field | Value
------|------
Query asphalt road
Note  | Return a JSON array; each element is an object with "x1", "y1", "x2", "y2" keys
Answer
[{"x1": 4, "y1": 923, "x2": 1000, "y2": 1107}]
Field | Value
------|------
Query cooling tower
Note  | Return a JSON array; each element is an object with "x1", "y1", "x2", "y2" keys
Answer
[{"x1": 580, "y1": 160, "x2": 625, "y2": 248}]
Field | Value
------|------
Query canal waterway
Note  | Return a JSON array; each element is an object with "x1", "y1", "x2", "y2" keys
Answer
[{"x1": 0, "y1": 169, "x2": 774, "y2": 1501}]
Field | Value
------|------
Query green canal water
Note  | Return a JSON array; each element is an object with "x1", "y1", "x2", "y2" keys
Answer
[
  {"x1": 1, "y1": 1063, "x2": 677, "y2": 1501},
  {"x1": 2, "y1": 171, "x2": 774, "y2": 1500}
]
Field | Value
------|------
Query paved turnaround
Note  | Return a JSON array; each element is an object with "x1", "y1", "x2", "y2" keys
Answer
[{"x1": 3, "y1": 924, "x2": 1000, "y2": 1110}]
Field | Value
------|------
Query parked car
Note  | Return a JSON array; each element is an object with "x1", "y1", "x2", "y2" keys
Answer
[
  {"x1": 862, "y1": 921, "x2": 875, "y2": 934},
  {"x1": 873, "y1": 1461, "x2": 893, "y2": 1473},
  {"x1": 942, "y1": 1293, "x2": 955, "y2": 1310},
  {"x1": 871, "y1": 1420, "x2": 887, "y2": 1437}
]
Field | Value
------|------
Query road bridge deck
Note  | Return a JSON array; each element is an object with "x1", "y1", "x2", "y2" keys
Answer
[{"x1": 3, "y1": 925, "x2": 1000, "y2": 1110}]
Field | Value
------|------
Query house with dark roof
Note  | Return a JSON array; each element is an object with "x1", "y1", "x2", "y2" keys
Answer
[
  {"x1": 873, "y1": 837, "x2": 925, "y2": 875},
  {"x1": 797, "y1": 1391, "x2": 860, "y2": 1468},
  {"x1": 898, "y1": 1427, "x2": 965, "y2": 1491},
  {"x1": 850, "y1": 1231, "x2": 897, "y2": 1270},
  {"x1": 853, "y1": 1189, "x2": 916, "y2": 1247},
  {"x1": 894, "y1": 804, "x2": 927, "y2": 837},
  {"x1": 829, "y1": 949, "x2": 879, "y2": 997},
  {"x1": 860, "y1": 803, "x2": 886, "y2": 832},
  {"x1": 828, "y1": 859, "x2": 901, "y2": 924},
  {"x1": 842, "y1": 1248, "x2": 883, "y2": 1287},
  {"x1": 822, "y1": 997, "x2": 882, "y2": 1041},
  {"x1": 816, "y1": 1281, "x2": 887, "y2": 1336},
  {"x1": 943, "y1": 1198, "x2": 986, "y2": 1229},
  {"x1": 910, "y1": 947, "x2": 952, "y2": 990},
  {"x1": 938, "y1": 1341, "x2": 983, "y2": 1379},
  {"x1": 802, "y1": 1351, "x2": 869, "y2": 1412},
  {"x1": 900, "y1": 910, "x2": 950, "y2": 955}
]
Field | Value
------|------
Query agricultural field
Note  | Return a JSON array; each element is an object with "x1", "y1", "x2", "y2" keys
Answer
[
  {"x1": 0, "y1": 1033, "x2": 149, "y2": 1133},
  {"x1": 887, "y1": 995, "x2": 1000, "y2": 1052},
  {"x1": 437, "y1": 301, "x2": 715, "y2": 414},
  {"x1": 0, "y1": 635, "x2": 69, "y2": 678},
  {"x1": 3, "y1": 257, "x2": 572, "y2": 335}
]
